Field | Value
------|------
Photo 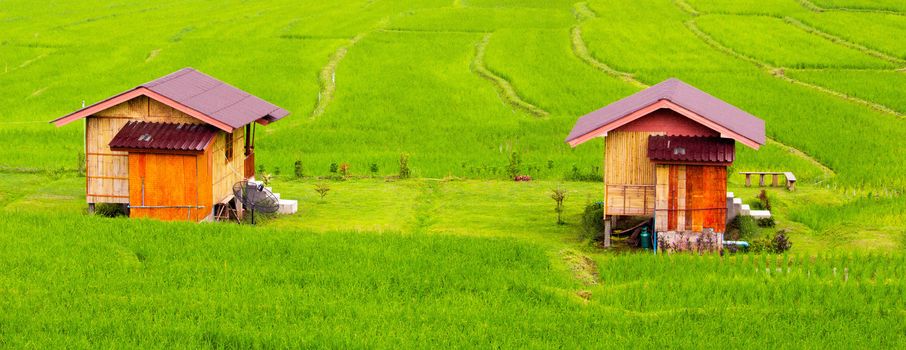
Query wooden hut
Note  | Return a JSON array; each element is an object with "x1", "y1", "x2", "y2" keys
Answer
[
  {"x1": 565, "y1": 78, "x2": 765, "y2": 251},
  {"x1": 52, "y1": 68, "x2": 290, "y2": 221}
]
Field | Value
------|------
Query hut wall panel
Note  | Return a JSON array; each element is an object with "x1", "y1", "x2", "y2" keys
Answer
[
  {"x1": 128, "y1": 152, "x2": 211, "y2": 221},
  {"x1": 613, "y1": 108, "x2": 720, "y2": 137},
  {"x1": 655, "y1": 164, "x2": 727, "y2": 234},
  {"x1": 604, "y1": 131, "x2": 659, "y2": 216},
  {"x1": 210, "y1": 127, "x2": 247, "y2": 204},
  {"x1": 84, "y1": 96, "x2": 201, "y2": 203}
]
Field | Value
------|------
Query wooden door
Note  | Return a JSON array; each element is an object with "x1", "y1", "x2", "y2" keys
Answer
[{"x1": 128, "y1": 153, "x2": 210, "y2": 221}]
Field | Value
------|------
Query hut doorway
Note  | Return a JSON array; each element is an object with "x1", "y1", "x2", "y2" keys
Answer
[{"x1": 127, "y1": 152, "x2": 212, "y2": 221}]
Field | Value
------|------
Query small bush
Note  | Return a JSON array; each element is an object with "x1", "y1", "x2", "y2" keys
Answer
[
  {"x1": 399, "y1": 153, "x2": 411, "y2": 179},
  {"x1": 314, "y1": 183, "x2": 330, "y2": 200},
  {"x1": 729, "y1": 215, "x2": 758, "y2": 240},
  {"x1": 551, "y1": 186, "x2": 567, "y2": 225},
  {"x1": 369, "y1": 163, "x2": 379, "y2": 176},
  {"x1": 757, "y1": 217, "x2": 776, "y2": 228},
  {"x1": 757, "y1": 190, "x2": 772, "y2": 211},
  {"x1": 257, "y1": 164, "x2": 266, "y2": 175},
  {"x1": 339, "y1": 163, "x2": 350, "y2": 178},
  {"x1": 294, "y1": 160, "x2": 304, "y2": 179},
  {"x1": 750, "y1": 230, "x2": 792, "y2": 253},
  {"x1": 329, "y1": 163, "x2": 338, "y2": 174},
  {"x1": 94, "y1": 203, "x2": 127, "y2": 217},
  {"x1": 506, "y1": 151, "x2": 521, "y2": 179},
  {"x1": 581, "y1": 202, "x2": 605, "y2": 240},
  {"x1": 273, "y1": 166, "x2": 281, "y2": 176},
  {"x1": 565, "y1": 164, "x2": 602, "y2": 182}
]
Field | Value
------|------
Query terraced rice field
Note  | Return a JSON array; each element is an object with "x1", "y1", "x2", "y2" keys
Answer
[{"x1": 1, "y1": 0, "x2": 905, "y2": 347}]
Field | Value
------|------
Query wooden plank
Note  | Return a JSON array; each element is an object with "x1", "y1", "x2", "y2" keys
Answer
[{"x1": 668, "y1": 165, "x2": 678, "y2": 230}]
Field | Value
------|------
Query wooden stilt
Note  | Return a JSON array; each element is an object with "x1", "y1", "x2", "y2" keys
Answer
[{"x1": 88, "y1": 203, "x2": 96, "y2": 214}]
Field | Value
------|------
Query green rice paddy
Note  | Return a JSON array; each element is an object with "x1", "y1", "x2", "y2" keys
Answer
[{"x1": 1, "y1": 0, "x2": 905, "y2": 347}]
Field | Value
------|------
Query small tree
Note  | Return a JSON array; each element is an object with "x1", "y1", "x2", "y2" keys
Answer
[
  {"x1": 506, "y1": 151, "x2": 521, "y2": 179},
  {"x1": 339, "y1": 163, "x2": 350, "y2": 179},
  {"x1": 294, "y1": 160, "x2": 304, "y2": 179},
  {"x1": 369, "y1": 163, "x2": 379, "y2": 177},
  {"x1": 314, "y1": 183, "x2": 331, "y2": 200},
  {"x1": 551, "y1": 186, "x2": 567, "y2": 225},
  {"x1": 399, "y1": 153, "x2": 411, "y2": 179}
]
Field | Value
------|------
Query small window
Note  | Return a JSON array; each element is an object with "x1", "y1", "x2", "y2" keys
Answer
[
  {"x1": 225, "y1": 133, "x2": 233, "y2": 161},
  {"x1": 673, "y1": 147, "x2": 686, "y2": 155}
]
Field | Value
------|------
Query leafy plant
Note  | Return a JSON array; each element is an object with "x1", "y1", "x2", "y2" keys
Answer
[
  {"x1": 339, "y1": 163, "x2": 350, "y2": 178},
  {"x1": 551, "y1": 186, "x2": 567, "y2": 225},
  {"x1": 314, "y1": 183, "x2": 331, "y2": 200},
  {"x1": 329, "y1": 163, "x2": 338, "y2": 174},
  {"x1": 294, "y1": 160, "x2": 304, "y2": 179},
  {"x1": 581, "y1": 202, "x2": 605, "y2": 240},
  {"x1": 369, "y1": 163, "x2": 379, "y2": 176},
  {"x1": 273, "y1": 166, "x2": 281, "y2": 176},
  {"x1": 506, "y1": 151, "x2": 521, "y2": 179},
  {"x1": 260, "y1": 172, "x2": 273, "y2": 186},
  {"x1": 757, "y1": 190, "x2": 772, "y2": 211},
  {"x1": 399, "y1": 153, "x2": 411, "y2": 179}
]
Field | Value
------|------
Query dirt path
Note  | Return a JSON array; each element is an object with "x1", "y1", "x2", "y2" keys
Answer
[
  {"x1": 471, "y1": 33, "x2": 549, "y2": 117},
  {"x1": 797, "y1": 0, "x2": 906, "y2": 16}
]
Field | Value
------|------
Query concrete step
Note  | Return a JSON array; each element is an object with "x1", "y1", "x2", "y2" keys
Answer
[
  {"x1": 271, "y1": 192, "x2": 280, "y2": 200},
  {"x1": 749, "y1": 210, "x2": 772, "y2": 219},
  {"x1": 726, "y1": 192, "x2": 734, "y2": 198},
  {"x1": 278, "y1": 199, "x2": 297, "y2": 214}
]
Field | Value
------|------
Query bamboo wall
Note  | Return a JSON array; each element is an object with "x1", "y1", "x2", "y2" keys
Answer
[
  {"x1": 654, "y1": 164, "x2": 727, "y2": 233},
  {"x1": 85, "y1": 96, "x2": 201, "y2": 203},
  {"x1": 210, "y1": 126, "x2": 246, "y2": 205},
  {"x1": 604, "y1": 131, "x2": 659, "y2": 216}
]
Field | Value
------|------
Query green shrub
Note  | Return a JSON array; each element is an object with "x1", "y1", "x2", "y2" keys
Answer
[
  {"x1": 729, "y1": 215, "x2": 758, "y2": 240},
  {"x1": 506, "y1": 151, "x2": 521, "y2": 179},
  {"x1": 94, "y1": 203, "x2": 127, "y2": 218},
  {"x1": 329, "y1": 163, "x2": 339, "y2": 174},
  {"x1": 399, "y1": 153, "x2": 411, "y2": 179},
  {"x1": 581, "y1": 202, "x2": 605, "y2": 240},
  {"x1": 757, "y1": 217, "x2": 776, "y2": 228},
  {"x1": 294, "y1": 160, "x2": 304, "y2": 179}
]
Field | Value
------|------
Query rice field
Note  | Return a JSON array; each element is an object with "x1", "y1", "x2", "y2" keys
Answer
[{"x1": 1, "y1": 0, "x2": 906, "y2": 347}]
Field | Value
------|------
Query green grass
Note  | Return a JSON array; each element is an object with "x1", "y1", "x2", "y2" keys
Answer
[
  {"x1": 694, "y1": 15, "x2": 894, "y2": 69},
  {"x1": 794, "y1": 12, "x2": 906, "y2": 59},
  {"x1": 810, "y1": 0, "x2": 906, "y2": 12},
  {"x1": 1, "y1": 210, "x2": 903, "y2": 348},
  {"x1": 787, "y1": 69, "x2": 906, "y2": 114},
  {"x1": 2, "y1": 0, "x2": 906, "y2": 346}
]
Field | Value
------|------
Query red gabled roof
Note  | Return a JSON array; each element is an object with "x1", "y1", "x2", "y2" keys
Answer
[
  {"x1": 52, "y1": 68, "x2": 289, "y2": 132},
  {"x1": 109, "y1": 121, "x2": 218, "y2": 152},
  {"x1": 647, "y1": 135, "x2": 735, "y2": 165},
  {"x1": 565, "y1": 78, "x2": 765, "y2": 149}
]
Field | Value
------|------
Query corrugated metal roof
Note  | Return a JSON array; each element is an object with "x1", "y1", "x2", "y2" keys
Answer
[
  {"x1": 109, "y1": 121, "x2": 218, "y2": 152},
  {"x1": 647, "y1": 135, "x2": 735, "y2": 164},
  {"x1": 565, "y1": 78, "x2": 765, "y2": 147},
  {"x1": 141, "y1": 68, "x2": 290, "y2": 128}
]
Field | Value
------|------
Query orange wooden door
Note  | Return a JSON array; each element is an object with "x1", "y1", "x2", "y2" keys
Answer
[{"x1": 128, "y1": 153, "x2": 208, "y2": 221}]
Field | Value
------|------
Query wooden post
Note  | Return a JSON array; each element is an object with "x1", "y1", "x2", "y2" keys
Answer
[
  {"x1": 603, "y1": 218, "x2": 612, "y2": 248},
  {"x1": 771, "y1": 174, "x2": 779, "y2": 187},
  {"x1": 88, "y1": 203, "x2": 96, "y2": 214},
  {"x1": 744, "y1": 174, "x2": 751, "y2": 187},
  {"x1": 758, "y1": 174, "x2": 765, "y2": 187}
]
